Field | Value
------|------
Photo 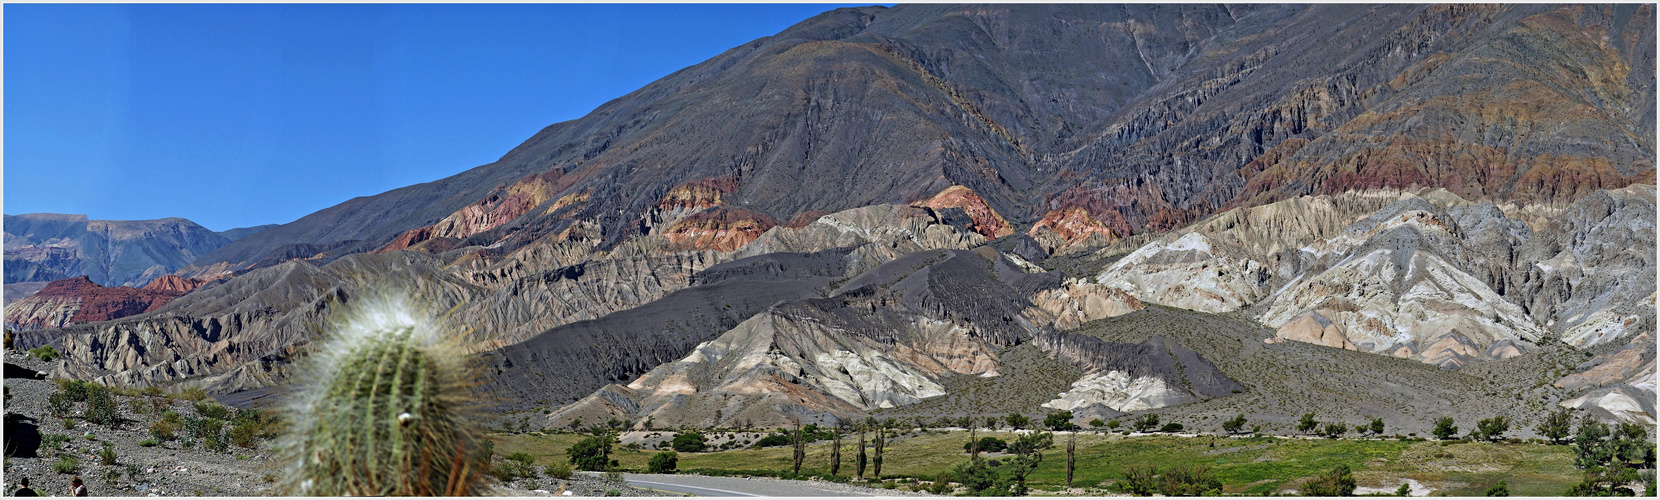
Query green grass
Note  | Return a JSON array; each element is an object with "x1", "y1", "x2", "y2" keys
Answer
[{"x1": 494, "y1": 430, "x2": 1583, "y2": 495}]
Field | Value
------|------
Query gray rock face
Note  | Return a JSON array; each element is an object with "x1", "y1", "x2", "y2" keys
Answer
[
  {"x1": 1506, "y1": 186, "x2": 1657, "y2": 344},
  {"x1": 1098, "y1": 186, "x2": 1654, "y2": 373},
  {"x1": 9, "y1": 252, "x2": 479, "y2": 392},
  {"x1": 1258, "y1": 198, "x2": 1547, "y2": 367},
  {"x1": 1093, "y1": 186, "x2": 1656, "y2": 422},
  {"x1": 1034, "y1": 332, "x2": 1243, "y2": 412},
  {"x1": 4, "y1": 214, "x2": 230, "y2": 287},
  {"x1": 540, "y1": 247, "x2": 1167, "y2": 428}
]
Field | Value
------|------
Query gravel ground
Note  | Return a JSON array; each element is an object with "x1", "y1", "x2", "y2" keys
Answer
[
  {"x1": 3, "y1": 352, "x2": 276, "y2": 497},
  {"x1": 492, "y1": 472, "x2": 674, "y2": 497},
  {"x1": 623, "y1": 473, "x2": 935, "y2": 497}
]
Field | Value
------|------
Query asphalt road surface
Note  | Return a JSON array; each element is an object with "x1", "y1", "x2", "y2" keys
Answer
[{"x1": 622, "y1": 474, "x2": 910, "y2": 497}]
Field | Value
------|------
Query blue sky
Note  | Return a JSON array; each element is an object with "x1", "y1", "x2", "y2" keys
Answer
[{"x1": 4, "y1": 3, "x2": 871, "y2": 231}]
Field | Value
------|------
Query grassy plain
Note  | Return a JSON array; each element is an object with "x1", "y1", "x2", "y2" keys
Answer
[{"x1": 492, "y1": 430, "x2": 1582, "y2": 495}]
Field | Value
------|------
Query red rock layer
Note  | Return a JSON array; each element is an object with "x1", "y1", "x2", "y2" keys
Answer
[
  {"x1": 33, "y1": 276, "x2": 187, "y2": 324},
  {"x1": 378, "y1": 170, "x2": 582, "y2": 254},
  {"x1": 662, "y1": 208, "x2": 779, "y2": 252},
  {"x1": 912, "y1": 186, "x2": 1014, "y2": 239},
  {"x1": 1028, "y1": 188, "x2": 1136, "y2": 246},
  {"x1": 1030, "y1": 207, "x2": 1121, "y2": 244},
  {"x1": 430, "y1": 170, "x2": 570, "y2": 240},
  {"x1": 376, "y1": 226, "x2": 435, "y2": 253}
]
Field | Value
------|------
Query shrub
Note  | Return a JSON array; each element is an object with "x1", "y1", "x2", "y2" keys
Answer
[
  {"x1": 85, "y1": 385, "x2": 120, "y2": 426},
  {"x1": 1156, "y1": 466, "x2": 1221, "y2": 496},
  {"x1": 41, "y1": 433, "x2": 72, "y2": 455},
  {"x1": 1302, "y1": 464, "x2": 1356, "y2": 496},
  {"x1": 751, "y1": 434, "x2": 791, "y2": 449},
  {"x1": 1432, "y1": 416, "x2": 1458, "y2": 440},
  {"x1": 46, "y1": 392, "x2": 73, "y2": 418},
  {"x1": 544, "y1": 462, "x2": 573, "y2": 480},
  {"x1": 505, "y1": 452, "x2": 536, "y2": 466},
  {"x1": 194, "y1": 401, "x2": 233, "y2": 420},
  {"x1": 927, "y1": 473, "x2": 954, "y2": 495},
  {"x1": 178, "y1": 387, "x2": 208, "y2": 402},
  {"x1": 1159, "y1": 423, "x2": 1184, "y2": 433},
  {"x1": 648, "y1": 451, "x2": 678, "y2": 473},
  {"x1": 1475, "y1": 415, "x2": 1510, "y2": 442},
  {"x1": 29, "y1": 345, "x2": 60, "y2": 362},
  {"x1": 184, "y1": 415, "x2": 225, "y2": 441},
  {"x1": 99, "y1": 443, "x2": 118, "y2": 465},
  {"x1": 228, "y1": 419, "x2": 260, "y2": 449},
  {"x1": 59, "y1": 379, "x2": 95, "y2": 402},
  {"x1": 1536, "y1": 408, "x2": 1573, "y2": 444},
  {"x1": 1133, "y1": 414, "x2": 1160, "y2": 433},
  {"x1": 491, "y1": 459, "x2": 538, "y2": 482},
  {"x1": 1089, "y1": 418, "x2": 1106, "y2": 429},
  {"x1": 1485, "y1": 480, "x2": 1508, "y2": 496},
  {"x1": 567, "y1": 434, "x2": 619, "y2": 471},
  {"x1": 150, "y1": 419, "x2": 179, "y2": 440},
  {"x1": 1043, "y1": 411, "x2": 1075, "y2": 431},
  {"x1": 231, "y1": 409, "x2": 284, "y2": 442},
  {"x1": 1323, "y1": 422, "x2": 1347, "y2": 439},
  {"x1": 951, "y1": 457, "x2": 1000, "y2": 495},
  {"x1": 1005, "y1": 413, "x2": 1030, "y2": 430},
  {"x1": 204, "y1": 429, "x2": 230, "y2": 453},
  {"x1": 1222, "y1": 414, "x2": 1247, "y2": 434},
  {"x1": 1115, "y1": 466, "x2": 1157, "y2": 496},
  {"x1": 61, "y1": 417, "x2": 77, "y2": 430},
  {"x1": 963, "y1": 436, "x2": 1008, "y2": 453},
  {"x1": 52, "y1": 456, "x2": 80, "y2": 474},
  {"x1": 139, "y1": 438, "x2": 159, "y2": 447},
  {"x1": 671, "y1": 431, "x2": 707, "y2": 452},
  {"x1": 1298, "y1": 412, "x2": 1320, "y2": 435},
  {"x1": 1106, "y1": 419, "x2": 1120, "y2": 430}
]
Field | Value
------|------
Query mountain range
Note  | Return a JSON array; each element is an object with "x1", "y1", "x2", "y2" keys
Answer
[{"x1": 7, "y1": 4, "x2": 1654, "y2": 430}]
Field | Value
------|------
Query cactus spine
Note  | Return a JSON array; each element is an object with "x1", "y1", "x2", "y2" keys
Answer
[{"x1": 277, "y1": 294, "x2": 488, "y2": 496}]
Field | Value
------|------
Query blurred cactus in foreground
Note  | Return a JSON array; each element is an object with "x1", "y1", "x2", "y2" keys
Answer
[{"x1": 275, "y1": 293, "x2": 489, "y2": 495}]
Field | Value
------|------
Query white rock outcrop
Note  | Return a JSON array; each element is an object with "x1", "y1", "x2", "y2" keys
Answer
[
  {"x1": 1041, "y1": 370, "x2": 1189, "y2": 412},
  {"x1": 1096, "y1": 232, "x2": 1267, "y2": 313}
]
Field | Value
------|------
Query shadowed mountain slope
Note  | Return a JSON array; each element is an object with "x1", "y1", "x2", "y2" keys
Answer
[{"x1": 178, "y1": 4, "x2": 1652, "y2": 276}]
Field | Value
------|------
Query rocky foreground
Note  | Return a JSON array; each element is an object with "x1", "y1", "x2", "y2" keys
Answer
[{"x1": 0, "y1": 352, "x2": 662, "y2": 497}]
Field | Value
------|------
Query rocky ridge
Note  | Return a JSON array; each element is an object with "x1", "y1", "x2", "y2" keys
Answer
[
  {"x1": 3, "y1": 276, "x2": 205, "y2": 331},
  {"x1": 541, "y1": 247, "x2": 1186, "y2": 429},
  {"x1": 176, "y1": 4, "x2": 1652, "y2": 281},
  {"x1": 4, "y1": 214, "x2": 232, "y2": 288},
  {"x1": 1090, "y1": 186, "x2": 1655, "y2": 420},
  {"x1": 10, "y1": 202, "x2": 995, "y2": 402}
]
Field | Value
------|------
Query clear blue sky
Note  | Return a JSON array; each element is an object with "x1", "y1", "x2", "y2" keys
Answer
[{"x1": 4, "y1": 3, "x2": 872, "y2": 231}]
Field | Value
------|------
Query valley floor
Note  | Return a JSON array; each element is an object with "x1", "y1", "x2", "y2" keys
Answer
[{"x1": 492, "y1": 429, "x2": 1591, "y2": 496}]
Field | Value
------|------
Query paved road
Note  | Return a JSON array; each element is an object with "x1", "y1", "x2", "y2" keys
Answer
[{"x1": 622, "y1": 474, "x2": 899, "y2": 497}]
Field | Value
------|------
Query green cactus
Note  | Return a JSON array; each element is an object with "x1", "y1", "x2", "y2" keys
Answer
[{"x1": 276, "y1": 295, "x2": 488, "y2": 496}]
